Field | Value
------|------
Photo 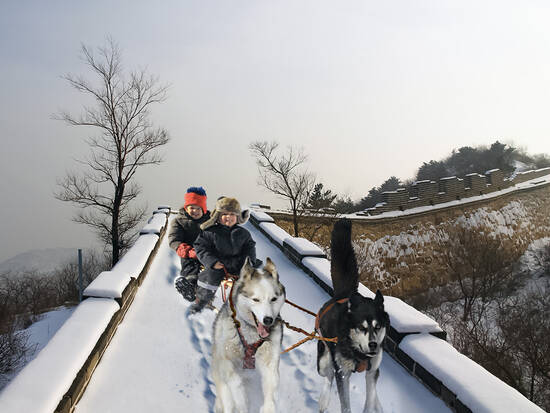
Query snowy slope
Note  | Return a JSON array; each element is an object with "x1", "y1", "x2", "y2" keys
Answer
[{"x1": 74, "y1": 221, "x2": 450, "y2": 413}]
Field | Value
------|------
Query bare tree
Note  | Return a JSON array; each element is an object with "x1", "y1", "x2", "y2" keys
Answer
[
  {"x1": 249, "y1": 141, "x2": 315, "y2": 236},
  {"x1": 441, "y1": 225, "x2": 519, "y2": 321},
  {"x1": 55, "y1": 38, "x2": 169, "y2": 265}
]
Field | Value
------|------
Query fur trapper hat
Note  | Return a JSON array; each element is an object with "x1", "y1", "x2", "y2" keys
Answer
[{"x1": 200, "y1": 196, "x2": 250, "y2": 230}]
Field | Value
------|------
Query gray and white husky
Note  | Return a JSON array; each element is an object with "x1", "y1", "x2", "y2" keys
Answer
[
  {"x1": 317, "y1": 219, "x2": 390, "y2": 413},
  {"x1": 211, "y1": 257, "x2": 286, "y2": 413}
]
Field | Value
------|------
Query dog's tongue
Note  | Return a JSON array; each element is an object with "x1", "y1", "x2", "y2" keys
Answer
[{"x1": 257, "y1": 323, "x2": 270, "y2": 338}]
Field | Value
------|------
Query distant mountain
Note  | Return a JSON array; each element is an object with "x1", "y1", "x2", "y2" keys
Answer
[{"x1": 0, "y1": 248, "x2": 92, "y2": 276}]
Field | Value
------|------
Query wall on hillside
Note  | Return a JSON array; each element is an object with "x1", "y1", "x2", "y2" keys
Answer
[
  {"x1": 364, "y1": 167, "x2": 550, "y2": 215},
  {"x1": 268, "y1": 182, "x2": 550, "y2": 298}
]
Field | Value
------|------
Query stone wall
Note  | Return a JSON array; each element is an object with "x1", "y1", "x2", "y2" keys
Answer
[
  {"x1": 363, "y1": 167, "x2": 550, "y2": 215},
  {"x1": 267, "y1": 180, "x2": 550, "y2": 298}
]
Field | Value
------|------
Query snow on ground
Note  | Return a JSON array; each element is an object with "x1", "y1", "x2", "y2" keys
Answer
[
  {"x1": 0, "y1": 306, "x2": 75, "y2": 390},
  {"x1": 74, "y1": 221, "x2": 450, "y2": 413}
]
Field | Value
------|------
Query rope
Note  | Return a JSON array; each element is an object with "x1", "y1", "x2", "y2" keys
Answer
[
  {"x1": 284, "y1": 299, "x2": 317, "y2": 316},
  {"x1": 280, "y1": 299, "x2": 342, "y2": 354},
  {"x1": 219, "y1": 265, "x2": 340, "y2": 354}
]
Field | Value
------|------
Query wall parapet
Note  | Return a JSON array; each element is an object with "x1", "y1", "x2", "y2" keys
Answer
[{"x1": 363, "y1": 167, "x2": 550, "y2": 216}]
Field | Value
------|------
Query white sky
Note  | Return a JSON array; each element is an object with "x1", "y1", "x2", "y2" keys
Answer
[{"x1": 1, "y1": 0, "x2": 550, "y2": 262}]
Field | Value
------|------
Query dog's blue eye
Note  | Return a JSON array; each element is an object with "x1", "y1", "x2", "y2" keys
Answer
[{"x1": 271, "y1": 297, "x2": 277, "y2": 302}]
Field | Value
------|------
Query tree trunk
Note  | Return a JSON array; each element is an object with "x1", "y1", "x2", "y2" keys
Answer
[
  {"x1": 111, "y1": 181, "x2": 124, "y2": 266},
  {"x1": 291, "y1": 199, "x2": 299, "y2": 237}
]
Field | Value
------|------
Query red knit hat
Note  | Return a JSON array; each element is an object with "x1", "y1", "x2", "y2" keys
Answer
[{"x1": 184, "y1": 187, "x2": 207, "y2": 213}]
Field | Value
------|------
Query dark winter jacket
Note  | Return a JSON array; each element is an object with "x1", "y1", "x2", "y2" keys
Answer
[
  {"x1": 194, "y1": 223, "x2": 257, "y2": 275},
  {"x1": 168, "y1": 207, "x2": 211, "y2": 251}
]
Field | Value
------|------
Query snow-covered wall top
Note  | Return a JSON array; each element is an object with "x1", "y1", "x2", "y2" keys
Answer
[
  {"x1": 0, "y1": 298, "x2": 119, "y2": 413},
  {"x1": 259, "y1": 222, "x2": 292, "y2": 246},
  {"x1": 140, "y1": 211, "x2": 168, "y2": 235},
  {"x1": 284, "y1": 237, "x2": 326, "y2": 257},
  {"x1": 83, "y1": 270, "x2": 133, "y2": 299},
  {"x1": 109, "y1": 233, "x2": 159, "y2": 278},
  {"x1": 249, "y1": 209, "x2": 275, "y2": 223},
  {"x1": 400, "y1": 334, "x2": 545, "y2": 413}
]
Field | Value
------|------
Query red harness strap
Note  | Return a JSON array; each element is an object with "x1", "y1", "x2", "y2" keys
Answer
[
  {"x1": 236, "y1": 326, "x2": 266, "y2": 369},
  {"x1": 226, "y1": 271, "x2": 265, "y2": 369},
  {"x1": 221, "y1": 266, "x2": 239, "y2": 303},
  {"x1": 315, "y1": 298, "x2": 349, "y2": 332}
]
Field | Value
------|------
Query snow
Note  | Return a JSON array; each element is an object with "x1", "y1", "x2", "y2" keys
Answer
[
  {"x1": 139, "y1": 212, "x2": 167, "y2": 235},
  {"x1": 283, "y1": 237, "x2": 325, "y2": 256},
  {"x1": 383, "y1": 297, "x2": 443, "y2": 334},
  {"x1": 259, "y1": 221, "x2": 292, "y2": 245},
  {"x1": 110, "y1": 233, "x2": 159, "y2": 277},
  {"x1": 400, "y1": 334, "x2": 545, "y2": 413},
  {"x1": 519, "y1": 237, "x2": 550, "y2": 277},
  {"x1": 0, "y1": 306, "x2": 76, "y2": 391},
  {"x1": 250, "y1": 209, "x2": 275, "y2": 223},
  {"x1": 83, "y1": 270, "x2": 133, "y2": 299},
  {"x1": 1, "y1": 214, "x2": 541, "y2": 412},
  {"x1": 70, "y1": 221, "x2": 450, "y2": 413},
  {"x1": 302, "y1": 256, "x2": 331, "y2": 286},
  {"x1": 0, "y1": 298, "x2": 119, "y2": 413}
]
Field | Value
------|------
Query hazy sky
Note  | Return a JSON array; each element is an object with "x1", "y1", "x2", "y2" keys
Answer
[{"x1": 1, "y1": 0, "x2": 549, "y2": 263}]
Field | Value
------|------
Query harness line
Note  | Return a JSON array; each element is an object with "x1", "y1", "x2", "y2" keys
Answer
[{"x1": 219, "y1": 266, "x2": 340, "y2": 356}]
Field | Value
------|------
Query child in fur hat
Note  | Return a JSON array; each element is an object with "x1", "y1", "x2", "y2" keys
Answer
[
  {"x1": 190, "y1": 196, "x2": 260, "y2": 313},
  {"x1": 168, "y1": 187, "x2": 210, "y2": 302}
]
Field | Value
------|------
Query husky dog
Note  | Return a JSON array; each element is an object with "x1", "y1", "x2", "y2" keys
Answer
[
  {"x1": 211, "y1": 257, "x2": 286, "y2": 413},
  {"x1": 317, "y1": 219, "x2": 390, "y2": 413}
]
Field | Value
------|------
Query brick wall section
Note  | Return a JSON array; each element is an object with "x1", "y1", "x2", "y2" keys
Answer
[{"x1": 365, "y1": 167, "x2": 549, "y2": 215}]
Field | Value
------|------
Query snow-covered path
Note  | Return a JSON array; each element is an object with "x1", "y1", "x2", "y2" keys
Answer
[{"x1": 75, "y1": 221, "x2": 450, "y2": 412}]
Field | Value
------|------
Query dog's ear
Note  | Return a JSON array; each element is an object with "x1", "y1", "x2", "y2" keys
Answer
[
  {"x1": 374, "y1": 289, "x2": 384, "y2": 308},
  {"x1": 263, "y1": 257, "x2": 278, "y2": 281},
  {"x1": 241, "y1": 257, "x2": 254, "y2": 280}
]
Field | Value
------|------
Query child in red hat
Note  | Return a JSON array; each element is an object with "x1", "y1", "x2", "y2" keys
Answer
[{"x1": 168, "y1": 187, "x2": 210, "y2": 301}]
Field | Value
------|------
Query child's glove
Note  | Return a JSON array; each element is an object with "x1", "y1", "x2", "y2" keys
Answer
[
  {"x1": 188, "y1": 248, "x2": 197, "y2": 259},
  {"x1": 176, "y1": 243, "x2": 192, "y2": 258}
]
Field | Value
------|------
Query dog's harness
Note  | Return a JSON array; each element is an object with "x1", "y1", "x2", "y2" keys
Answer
[{"x1": 236, "y1": 314, "x2": 267, "y2": 369}]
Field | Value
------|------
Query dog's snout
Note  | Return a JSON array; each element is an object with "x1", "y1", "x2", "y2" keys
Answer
[
  {"x1": 368, "y1": 342, "x2": 377, "y2": 351},
  {"x1": 263, "y1": 316, "x2": 274, "y2": 326}
]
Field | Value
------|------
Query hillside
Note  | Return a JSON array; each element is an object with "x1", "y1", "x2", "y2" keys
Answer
[{"x1": 0, "y1": 248, "x2": 92, "y2": 276}]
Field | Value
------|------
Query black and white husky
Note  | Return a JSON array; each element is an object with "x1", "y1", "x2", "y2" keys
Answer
[
  {"x1": 211, "y1": 257, "x2": 286, "y2": 413},
  {"x1": 317, "y1": 219, "x2": 390, "y2": 413}
]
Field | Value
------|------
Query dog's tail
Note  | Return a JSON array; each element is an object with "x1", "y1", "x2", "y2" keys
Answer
[{"x1": 330, "y1": 218, "x2": 359, "y2": 299}]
